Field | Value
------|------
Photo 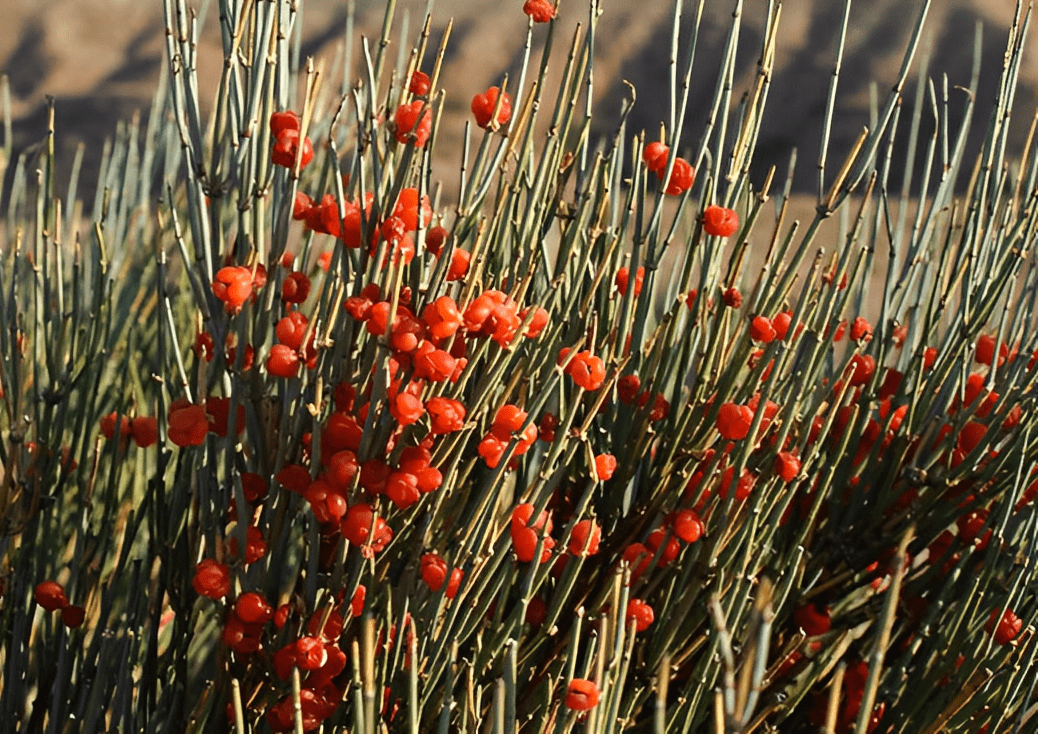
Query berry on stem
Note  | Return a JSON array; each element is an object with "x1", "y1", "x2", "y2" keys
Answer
[
  {"x1": 471, "y1": 87, "x2": 512, "y2": 130},
  {"x1": 701, "y1": 205, "x2": 739, "y2": 237},
  {"x1": 394, "y1": 102, "x2": 432, "y2": 146},
  {"x1": 35, "y1": 581, "x2": 68, "y2": 611},
  {"x1": 523, "y1": 0, "x2": 556, "y2": 22},
  {"x1": 565, "y1": 679, "x2": 600, "y2": 711}
]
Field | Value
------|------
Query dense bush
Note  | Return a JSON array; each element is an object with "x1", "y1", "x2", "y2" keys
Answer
[{"x1": 2, "y1": 0, "x2": 1037, "y2": 732}]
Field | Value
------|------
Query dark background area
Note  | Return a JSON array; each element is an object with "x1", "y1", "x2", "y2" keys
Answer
[{"x1": 1, "y1": 0, "x2": 1033, "y2": 213}]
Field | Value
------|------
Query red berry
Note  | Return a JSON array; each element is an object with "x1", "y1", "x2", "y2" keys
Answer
[
  {"x1": 564, "y1": 350, "x2": 606, "y2": 391},
  {"x1": 471, "y1": 87, "x2": 513, "y2": 130},
  {"x1": 35, "y1": 581, "x2": 68, "y2": 611},
  {"x1": 526, "y1": 597, "x2": 547, "y2": 626},
  {"x1": 848, "y1": 354, "x2": 875, "y2": 386},
  {"x1": 625, "y1": 598, "x2": 655, "y2": 632},
  {"x1": 60, "y1": 605, "x2": 85, "y2": 628},
  {"x1": 130, "y1": 416, "x2": 159, "y2": 448},
  {"x1": 100, "y1": 412, "x2": 131, "y2": 441},
  {"x1": 394, "y1": 101, "x2": 432, "y2": 146},
  {"x1": 192, "y1": 559, "x2": 231, "y2": 599},
  {"x1": 274, "y1": 604, "x2": 292, "y2": 629},
  {"x1": 986, "y1": 607, "x2": 1022, "y2": 645},
  {"x1": 850, "y1": 316, "x2": 873, "y2": 342},
  {"x1": 956, "y1": 421, "x2": 987, "y2": 455},
  {"x1": 194, "y1": 331, "x2": 215, "y2": 361},
  {"x1": 701, "y1": 205, "x2": 739, "y2": 237},
  {"x1": 408, "y1": 70, "x2": 431, "y2": 96},
  {"x1": 292, "y1": 191, "x2": 314, "y2": 220},
  {"x1": 642, "y1": 141, "x2": 669, "y2": 172},
  {"x1": 716, "y1": 402, "x2": 753, "y2": 441},
  {"x1": 658, "y1": 157, "x2": 695, "y2": 195},
  {"x1": 523, "y1": 0, "x2": 556, "y2": 23},
  {"x1": 212, "y1": 266, "x2": 253, "y2": 309},
  {"x1": 269, "y1": 110, "x2": 300, "y2": 137},
  {"x1": 622, "y1": 542, "x2": 653, "y2": 583},
  {"x1": 646, "y1": 528, "x2": 681, "y2": 566},
  {"x1": 341, "y1": 503, "x2": 392, "y2": 554},
  {"x1": 295, "y1": 637, "x2": 328, "y2": 670},
  {"x1": 167, "y1": 398, "x2": 209, "y2": 447},
  {"x1": 390, "y1": 392, "x2": 424, "y2": 426},
  {"x1": 565, "y1": 679, "x2": 600, "y2": 711},
  {"x1": 447, "y1": 249, "x2": 470, "y2": 281},
  {"x1": 594, "y1": 453, "x2": 616, "y2": 481},
  {"x1": 510, "y1": 504, "x2": 554, "y2": 563},
  {"x1": 521, "y1": 306, "x2": 549, "y2": 338},
  {"x1": 393, "y1": 188, "x2": 432, "y2": 231},
  {"x1": 229, "y1": 525, "x2": 268, "y2": 564},
  {"x1": 275, "y1": 311, "x2": 309, "y2": 350},
  {"x1": 616, "y1": 266, "x2": 645, "y2": 297},
  {"x1": 235, "y1": 592, "x2": 274, "y2": 625},
  {"x1": 671, "y1": 509, "x2": 704, "y2": 543},
  {"x1": 271, "y1": 128, "x2": 314, "y2": 169},
  {"x1": 749, "y1": 315, "x2": 776, "y2": 343},
  {"x1": 538, "y1": 412, "x2": 558, "y2": 442},
  {"x1": 568, "y1": 519, "x2": 601, "y2": 556},
  {"x1": 975, "y1": 334, "x2": 1008, "y2": 366},
  {"x1": 266, "y1": 344, "x2": 301, "y2": 378},
  {"x1": 281, "y1": 271, "x2": 311, "y2": 304},
  {"x1": 772, "y1": 313, "x2": 793, "y2": 342},
  {"x1": 793, "y1": 603, "x2": 831, "y2": 636},
  {"x1": 774, "y1": 451, "x2": 801, "y2": 482},
  {"x1": 420, "y1": 553, "x2": 448, "y2": 591},
  {"x1": 204, "y1": 396, "x2": 245, "y2": 438},
  {"x1": 426, "y1": 397, "x2": 466, "y2": 435},
  {"x1": 425, "y1": 225, "x2": 449, "y2": 256},
  {"x1": 445, "y1": 568, "x2": 464, "y2": 599},
  {"x1": 351, "y1": 585, "x2": 366, "y2": 617},
  {"x1": 385, "y1": 472, "x2": 420, "y2": 509}
]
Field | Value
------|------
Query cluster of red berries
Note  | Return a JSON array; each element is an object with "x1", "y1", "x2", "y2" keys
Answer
[
  {"x1": 292, "y1": 187, "x2": 374, "y2": 249},
  {"x1": 479, "y1": 404, "x2": 539, "y2": 469},
  {"x1": 34, "y1": 581, "x2": 85, "y2": 628},
  {"x1": 263, "y1": 600, "x2": 357, "y2": 731},
  {"x1": 619, "y1": 521, "x2": 688, "y2": 585},
  {"x1": 464, "y1": 289, "x2": 548, "y2": 346},
  {"x1": 165, "y1": 395, "x2": 247, "y2": 448},
  {"x1": 748, "y1": 311, "x2": 796, "y2": 344},
  {"x1": 642, "y1": 141, "x2": 694, "y2": 195}
]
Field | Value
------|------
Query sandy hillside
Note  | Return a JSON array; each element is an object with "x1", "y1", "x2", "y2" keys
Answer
[{"x1": 1, "y1": 0, "x2": 1035, "y2": 208}]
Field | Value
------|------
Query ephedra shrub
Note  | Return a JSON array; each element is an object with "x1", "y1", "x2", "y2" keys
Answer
[{"x1": 1, "y1": 0, "x2": 1038, "y2": 731}]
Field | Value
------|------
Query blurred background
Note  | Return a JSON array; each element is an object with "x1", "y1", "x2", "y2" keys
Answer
[{"x1": 1, "y1": 0, "x2": 1035, "y2": 208}]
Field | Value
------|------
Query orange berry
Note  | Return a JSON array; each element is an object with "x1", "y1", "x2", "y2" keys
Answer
[
  {"x1": 701, "y1": 205, "x2": 739, "y2": 237},
  {"x1": 565, "y1": 679, "x2": 600, "y2": 711}
]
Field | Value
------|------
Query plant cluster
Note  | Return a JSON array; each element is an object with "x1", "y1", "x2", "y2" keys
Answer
[{"x1": 2, "y1": 0, "x2": 1038, "y2": 732}]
